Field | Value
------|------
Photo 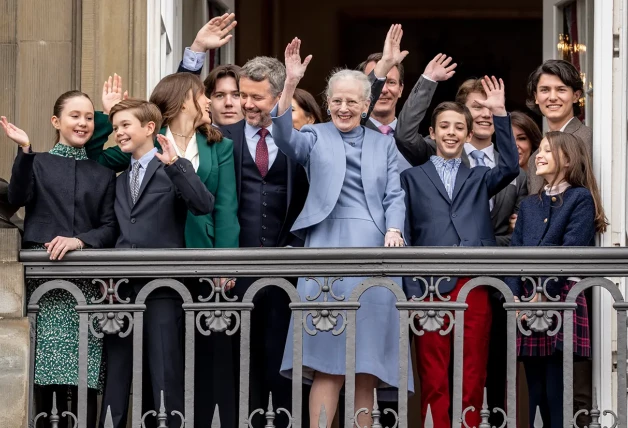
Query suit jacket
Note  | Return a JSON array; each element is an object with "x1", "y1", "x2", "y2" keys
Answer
[
  {"x1": 491, "y1": 154, "x2": 528, "y2": 246},
  {"x1": 84, "y1": 114, "x2": 239, "y2": 249},
  {"x1": 219, "y1": 119, "x2": 309, "y2": 248},
  {"x1": 270, "y1": 106, "x2": 405, "y2": 239},
  {"x1": 527, "y1": 117, "x2": 592, "y2": 194},
  {"x1": 505, "y1": 186, "x2": 596, "y2": 297},
  {"x1": 400, "y1": 114, "x2": 520, "y2": 297},
  {"x1": 114, "y1": 156, "x2": 214, "y2": 249},
  {"x1": 9, "y1": 149, "x2": 117, "y2": 248}
]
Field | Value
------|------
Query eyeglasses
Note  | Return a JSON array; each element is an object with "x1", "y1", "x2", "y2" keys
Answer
[{"x1": 329, "y1": 98, "x2": 363, "y2": 108}]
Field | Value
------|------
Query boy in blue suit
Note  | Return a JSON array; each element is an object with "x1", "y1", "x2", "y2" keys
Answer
[{"x1": 400, "y1": 76, "x2": 518, "y2": 427}]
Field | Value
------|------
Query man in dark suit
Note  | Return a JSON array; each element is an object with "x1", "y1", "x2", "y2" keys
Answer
[
  {"x1": 100, "y1": 99, "x2": 214, "y2": 428},
  {"x1": 400, "y1": 77, "x2": 519, "y2": 428},
  {"x1": 359, "y1": 53, "x2": 457, "y2": 173}
]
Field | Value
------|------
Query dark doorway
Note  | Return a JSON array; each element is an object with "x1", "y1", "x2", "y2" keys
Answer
[{"x1": 339, "y1": 15, "x2": 543, "y2": 134}]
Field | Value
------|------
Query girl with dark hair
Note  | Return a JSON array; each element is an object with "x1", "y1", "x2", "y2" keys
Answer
[
  {"x1": 506, "y1": 131, "x2": 607, "y2": 427},
  {"x1": 1, "y1": 91, "x2": 117, "y2": 428}
]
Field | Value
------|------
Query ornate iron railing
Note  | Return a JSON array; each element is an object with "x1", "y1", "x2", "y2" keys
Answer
[{"x1": 21, "y1": 247, "x2": 628, "y2": 428}]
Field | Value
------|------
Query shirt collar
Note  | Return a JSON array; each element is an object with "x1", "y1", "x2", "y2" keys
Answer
[
  {"x1": 430, "y1": 155, "x2": 462, "y2": 168},
  {"x1": 131, "y1": 147, "x2": 158, "y2": 169},
  {"x1": 463, "y1": 142, "x2": 495, "y2": 163},
  {"x1": 369, "y1": 117, "x2": 398, "y2": 130},
  {"x1": 245, "y1": 122, "x2": 273, "y2": 139},
  {"x1": 559, "y1": 116, "x2": 576, "y2": 132},
  {"x1": 544, "y1": 181, "x2": 572, "y2": 196}
]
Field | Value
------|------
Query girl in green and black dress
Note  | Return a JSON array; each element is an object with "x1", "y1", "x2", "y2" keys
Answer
[{"x1": 1, "y1": 91, "x2": 117, "y2": 428}]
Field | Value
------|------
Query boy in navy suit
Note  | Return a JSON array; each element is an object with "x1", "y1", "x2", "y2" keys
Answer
[
  {"x1": 100, "y1": 99, "x2": 214, "y2": 428},
  {"x1": 400, "y1": 76, "x2": 519, "y2": 428}
]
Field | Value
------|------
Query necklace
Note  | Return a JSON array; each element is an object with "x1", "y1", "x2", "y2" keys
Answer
[{"x1": 171, "y1": 131, "x2": 194, "y2": 138}]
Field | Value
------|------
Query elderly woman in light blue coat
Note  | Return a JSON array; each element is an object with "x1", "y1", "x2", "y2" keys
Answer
[{"x1": 272, "y1": 33, "x2": 411, "y2": 428}]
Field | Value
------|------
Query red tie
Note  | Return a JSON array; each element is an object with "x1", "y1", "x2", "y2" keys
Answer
[{"x1": 255, "y1": 128, "x2": 270, "y2": 177}]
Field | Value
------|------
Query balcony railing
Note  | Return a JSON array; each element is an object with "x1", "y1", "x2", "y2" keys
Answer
[{"x1": 20, "y1": 247, "x2": 628, "y2": 428}]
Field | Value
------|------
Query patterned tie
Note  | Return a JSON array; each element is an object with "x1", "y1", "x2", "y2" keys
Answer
[
  {"x1": 130, "y1": 161, "x2": 142, "y2": 204},
  {"x1": 378, "y1": 125, "x2": 393, "y2": 136},
  {"x1": 255, "y1": 128, "x2": 270, "y2": 177},
  {"x1": 470, "y1": 150, "x2": 487, "y2": 167}
]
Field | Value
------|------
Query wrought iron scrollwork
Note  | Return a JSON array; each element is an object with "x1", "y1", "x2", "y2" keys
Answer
[
  {"x1": 515, "y1": 277, "x2": 563, "y2": 336},
  {"x1": 141, "y1": 390, "x2": 184, "y2": 428},
  {"x1": 573, "y1": 389, "x2": 618, "y2": 428},
  {"x1": 461, "y1": 388, "x2": 506, "y2": 428},
  {"x1": 354, "y1": 389, "x2": 398, "y2": 428},
  {"x1": 247, "y1": 392, "x2": 292, "y2": 428},
  {"x1": 304, "y1": 277, "x2": 347, "y2": 336},
  {"x1": 196, "y1": 278, "x2": 241, "y2": 336},
  {"x1": 89, "y1": 278, "x2": 133, "y2": 338},
  {"x1": 409, "y1": 277, "x2": 454, "y2": 336},
  {"x1": 33, "y1": 392, "x2": 78, "y2": 428}
]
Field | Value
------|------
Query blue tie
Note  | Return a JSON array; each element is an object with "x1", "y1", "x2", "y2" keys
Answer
[{"x1": 470, "y1": 150, "x2": 486, "y2": 167}]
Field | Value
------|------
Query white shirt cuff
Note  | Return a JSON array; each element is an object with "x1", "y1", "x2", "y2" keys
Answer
[
  {"x1": 182, "y1": 47, "x2": 207, "y2": 72},
  {"x1": 421, "y1": 74, "x2": 435, "y2": 82}
]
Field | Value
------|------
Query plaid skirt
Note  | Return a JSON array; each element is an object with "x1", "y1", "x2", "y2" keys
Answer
[{"x1": 517, "y1": 280, "x2": 590, "y2": 358}]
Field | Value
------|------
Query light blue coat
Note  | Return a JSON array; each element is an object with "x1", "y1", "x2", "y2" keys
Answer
[{"x1": 271, "y1": 105, "x2": 405, "y2": 240}]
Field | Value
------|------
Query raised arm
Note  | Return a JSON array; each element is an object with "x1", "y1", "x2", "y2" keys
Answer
[
  {"x1": 178, "y1": 13, "x2": 237, "y2": 74},
  {"x1": 272, "y1": 38, "x2": 316, "y2": 165},
  {"x1": 1, "y1": 117, "x2": 35, "y2": 207},
  {"x1": 396, "y1": 54, "x2": 457, "y2": 166},
  {"x1": 363, "y1": 24, "x2": 408, "y2": 125},
  {"x1": 85, "y1": 74, "x2": 132, "y2": 172},
  {"x1": 475, "y1": 76, "x2": 519, "y2": 196}
]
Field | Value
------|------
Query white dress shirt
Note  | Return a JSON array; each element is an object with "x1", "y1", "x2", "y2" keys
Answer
[
  {"x1": 559, "y1": 116, "x2": 576, "y2": 132},
  {"x1": 245, "y1": 123, "x2": 279, "y2": 169},
  {"x1": 167, "y1": 127, "x2": 200, "y2": 172},
  {"x1": 129, "y1": 148, "x2": 158, "y2": 187}
]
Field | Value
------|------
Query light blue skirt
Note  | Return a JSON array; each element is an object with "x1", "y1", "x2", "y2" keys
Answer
[{"x1": 279, "y1": 215, "x2": 414, "y2": 400}]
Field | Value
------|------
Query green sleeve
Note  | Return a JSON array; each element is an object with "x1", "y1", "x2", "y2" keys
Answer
[
  {"x1": 85, "y1": 111, "x2": 132, "y2": 172},
  {"x1": 212, "y1": 138, "x2": 240, "y2": 248}
]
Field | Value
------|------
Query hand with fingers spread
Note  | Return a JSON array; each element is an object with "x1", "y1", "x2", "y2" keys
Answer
[
  {"x1": 284, "y1": 38, "x2": 312, "y2": 85},
  {"x1": 475, "y1": 75, "x2": 507, "y2": 117},
  {"x1": 45, "y1": 236, "x2": 84, "y2": 260},
  {"x1": 190, "y1": 13, "x2": 237, "y2": 53},
  {"x1": 278, "y1": 37, "x2": 312, "y2": 116},
  {"x1": 374, "y1": 24, "x2": 409, "y2": 78},
  {"x1": 423, "y1": 54, "x2": 457, "y2": 82},
  {"x1": 1, "y1": 116, "x2": 31, "y2": 150},
  {"x1": 155, "y1": 134, "x2": 179, "y2": 165},
  {"x1": 102, "y1": 74, "x2": 128, "y2": 115}
]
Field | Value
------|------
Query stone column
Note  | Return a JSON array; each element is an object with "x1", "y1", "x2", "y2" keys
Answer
[{"x1": 0, "y1": 229, "x2": 28, "y2": 428}]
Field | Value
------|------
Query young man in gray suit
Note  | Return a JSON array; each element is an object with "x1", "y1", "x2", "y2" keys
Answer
[
  {"x1": 358, "y1": 53, "x2": 457, "y2": 172},
  {"x1": 525, "y1": 59, "x2": 592, "y2": 194},
  {"x1": 526, "y1": 59, "x2": 593, "y2": 427}
]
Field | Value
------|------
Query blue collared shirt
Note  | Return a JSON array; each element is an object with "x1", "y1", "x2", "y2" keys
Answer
[
  {"x1": 182, "y1": 48, "x2": 206, "y2": 71},
  {"x1": 430, "y1": 155, "x2": 462, "y2": 199},
  {"x1": 129, "y1": 148, "x2": 158, "y2": 187}
]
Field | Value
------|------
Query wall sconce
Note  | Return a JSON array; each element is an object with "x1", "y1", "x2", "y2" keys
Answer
[{"x1": 557, "y1": 34, "x2": 587, "y2": 59}]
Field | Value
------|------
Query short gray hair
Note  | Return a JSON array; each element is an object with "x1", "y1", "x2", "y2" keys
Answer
[
  {"x1": 325, "y1": 69, "x2": 371, "y2": 102},
  {"x1": 240, "y1": 56, "x2": 286, "y2": 97}
]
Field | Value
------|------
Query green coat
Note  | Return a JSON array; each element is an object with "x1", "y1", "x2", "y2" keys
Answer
[{"x1": 85, "y1": 112, "x2": 240, "y2": 248}]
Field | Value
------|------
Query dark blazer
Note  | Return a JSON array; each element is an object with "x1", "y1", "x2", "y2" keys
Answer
[
  {"x1": 505, "y1": 187, "x2": 596, "y2": 297},
  {"x1": 400, "y1": 114, "x2": 520, "y2": 297},
  {"x1": 491, "y1": 155, "x2": 528, "y2": 246},
  {"x1": 8, "y1": 149, "x2": 116, "y2": 248},
  {"x1": 219, "y1": 120, "x2": 308, "y2": 248},
  {"x1": 115, "y1": 156, "x2": 214, "y2": 249},
  {"x1": 85, "y1": 114, "x2": 239, "y2": 249},
  {"x1": 394, "y1": 78, "x2": 528, "y2": 245},
  {"x1": 527, "y1": 117, "x2": 592, "y2": 194}
]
